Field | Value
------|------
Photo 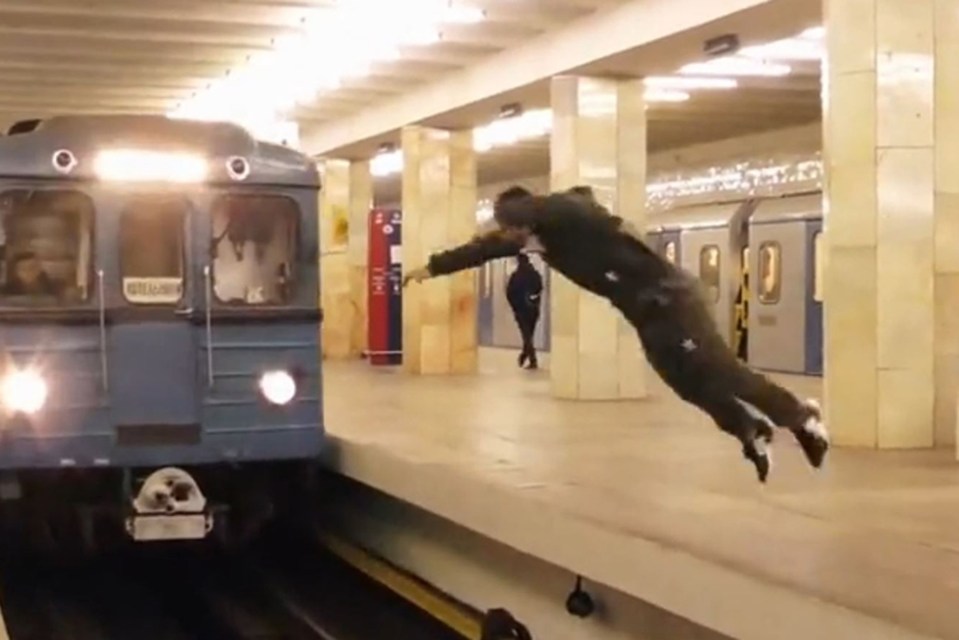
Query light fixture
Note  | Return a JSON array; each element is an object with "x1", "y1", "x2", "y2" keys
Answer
[
  {"x1": 371, "y1": 144, "x2": 403, "y2": 177},
  {"x1": 93, "y1": 149, "x2": 208, "y2": 183},
  {"x1": 644, "y1": 89, "x2": 690, "y2": 102},
  {"x1": 703, "y1": 34, "x2": 740, "y2": 57},
  {"x1": 259, "y1": 370, "x2": 296, "y2": 406},
  {"x1": 739, "y1": 39, "x2": 823, "y2": 61},
  {"x1": 643, "y1": 76, "x2": 738, "y2": 90},
  {"x1": 646, "y1": 155, "x2": 823, "y2": 209},
  {"x1": 1, "y1": 370, "x2": 48, "y2": 414},
  {"x1": 679, "y1": 58, "x2": 791, "y2": 77},
  {"x1": 169, "y1": 0, "x2": 486, "y2": 140},
  {"x1": 51, "y1": 149, "x2": 77, "y2": 174}
]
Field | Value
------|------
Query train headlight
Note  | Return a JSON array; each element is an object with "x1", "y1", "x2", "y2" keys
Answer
[
  {"x1": 259, "y1": 370, "x2": 296, "y2": 406},
  {"x1": 93, "y1": 149, "x2": 208, "y2": 183},
  {"x1": 1, "y1": 370, "x2": 48, "y2": 414}
]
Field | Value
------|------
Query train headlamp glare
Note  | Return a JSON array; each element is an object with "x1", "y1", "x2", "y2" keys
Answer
[
  {"x1": 1, "y1": 371, "x2": 48, "y2": 414},
  {"x1": 259, "y1": 370, "x2": 296, "y2": 406}
]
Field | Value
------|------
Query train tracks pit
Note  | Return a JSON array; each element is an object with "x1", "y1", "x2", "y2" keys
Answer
[{"x1": 0, "y1": 526, "x2": 466, "y2": 640}]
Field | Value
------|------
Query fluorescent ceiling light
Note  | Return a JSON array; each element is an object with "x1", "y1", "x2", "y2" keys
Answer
[
  {"x1": 644, "y1": 75, "x2": 738, "y2": 89},
  {"x1": 446, "y1": 5, "x2": 485, "y2": 22},
  {"x1": 169, "y1": 0, "x2": 485, "y2": 138},
  {"x1": 739, "y1": 37, "x2": 823, "y2": 61},
  {"x1": 680, "y1": 57, "x2": 791, "y2": 77},
  {"x1": 644, "y1": 89, "x2": 690, "y2": 102},
  {"x1": 800, "y1": 26, "x2": 824, "y2": 40},
  {"x1": 370, "y1": 149, "x2": 403, "y2": 177}
]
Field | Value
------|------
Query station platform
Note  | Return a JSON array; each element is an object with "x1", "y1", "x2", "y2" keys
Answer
[{"x1": 322, "y1": 349, "x2": 959, "y2": 640}]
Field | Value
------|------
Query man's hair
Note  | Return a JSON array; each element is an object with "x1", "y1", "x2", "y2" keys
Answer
[
  {"x1": 493, "y1": 186, "x2": 537, "y2": 228},
  {"x1": 567, "y1": 185, "x2": 595, "y2": 199},
  {"x1": 495, "y1": 185, "x2": 532, "y2": 204}
]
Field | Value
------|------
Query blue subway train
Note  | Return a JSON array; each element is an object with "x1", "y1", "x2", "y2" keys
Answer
[
  {"x1": 0, "y1": 115, "x2": 323, "y2": 548},
  {"x1": 479, "y1": 191, "x2": 824, "y2": 376}
]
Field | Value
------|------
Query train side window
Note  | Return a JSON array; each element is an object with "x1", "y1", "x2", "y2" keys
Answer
[
  {"x1": 813, "y1": 231, "x2": 824, "y2": 302},
  {"x1": 119, "y1": 195, "x2": 186, "y2": 304},
  {"x1": 211, "y1": 194, "x2": 299, "y2": 305},
  {"x1": 698, "y1": 245, "x2": 721, "y2": 302},
  {"x1": 0, "y1": 189, "x2": 94, "y2": 305},
  {"x1": 664, "y1": 241, "x2": 677, "y2": 264},
  {"x1": 758, "y1": 241, "x2": 782, "y2": 304}
]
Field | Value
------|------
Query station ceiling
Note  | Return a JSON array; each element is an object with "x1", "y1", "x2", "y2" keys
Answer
[
  {"x1": 0, "y1": 0, "x2": 823, "y2": 198},
  {"x1": 0, "y1": 0, "x2": 625, "y2": 130}
]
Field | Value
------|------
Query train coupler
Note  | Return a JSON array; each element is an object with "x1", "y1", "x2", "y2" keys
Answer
[{"x1": 125, "y1": 466, "x2": 213, "y2": 541}]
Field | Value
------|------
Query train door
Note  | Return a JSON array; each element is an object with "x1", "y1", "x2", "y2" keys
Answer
[
  {"x1": 734, "y1": 246, "x2": 749, "y2": 360},
  {"x1": 477, "y1": 263, "x2": 494, "y2": 346},
  {"x1": 110, "y1": 194, "x2": 199, "y2": 431},
  {"x1": 805, "y1": 220, "x2": 824, "y2": 375},
  {"x1": 683, "y1": 230, "x2": 731, "y2": 343}
]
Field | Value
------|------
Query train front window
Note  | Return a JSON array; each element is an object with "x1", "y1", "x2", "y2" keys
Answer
[
  {"x1": 119, "y1": 195, "x2": 186, "y2": 304},
  {"x1": 699, "y1": 245, "x2": 721, "y2": 302},
  {"x1": 758, "y1": 241, "x2": 782, "y2": 304},
  {"x1": 663, "y1": 241, "x2": 677, "y2": 264},
  {"x1": 0, "y1": 189, "x2": 93, "y2": 305},
  {"x1": 211, "y1": 195, "x2": 298, "y2": 305}
]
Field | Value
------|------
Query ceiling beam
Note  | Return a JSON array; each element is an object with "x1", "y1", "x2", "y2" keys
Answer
[
  {"x1": 0, "y1": 19, "x2": 278, "y2": 49},
  {"x1": 0, "y1": 0, "x2": 310, "y2": 28}
]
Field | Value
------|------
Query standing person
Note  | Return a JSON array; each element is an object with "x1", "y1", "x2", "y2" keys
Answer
[
  {"x1": 506, "y1": 253, "x2": 543, "y2": 369},
  {"x1": 402, "y1": 185, "x2": 828, "y2": 483}
]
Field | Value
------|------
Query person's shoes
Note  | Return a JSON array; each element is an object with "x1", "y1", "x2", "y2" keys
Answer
[
  {"x1": 742, "y1": 419, "x2": 774, "y2": 483},
  {"x1": 791, "y1": 398, "x2": 829, "y2": 469},
  {"x1": 525, "y1": 358, "x2": 538, "y2": 370},
  {"x1": 518, "y1": 352, "x2": 527, "y2": 368}
]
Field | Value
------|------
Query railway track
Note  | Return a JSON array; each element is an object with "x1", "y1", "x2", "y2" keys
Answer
[{"x1": 0, "y1": 528, "x2": 462, "y2": 640}]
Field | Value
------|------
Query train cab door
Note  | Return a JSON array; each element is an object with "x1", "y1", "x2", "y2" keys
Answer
[
  {"x1": 109, "y1": 194, "x2": 200, "y2": 437},
  {"x1": 805, "y1": 220, "x2": 824, "y2": 375}
]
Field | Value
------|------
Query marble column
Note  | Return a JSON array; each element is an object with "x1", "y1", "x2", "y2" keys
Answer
[
  {"x1": 823, "y1": 0, "x2": 959, "y2": 448},
  {"x1": 318, "y1": 158, "x2": 373, "y2": 360},
  {"x1": 549, "y1": 75, "x2": 648, "y2": 400},
  {"x1": 401, "y1": 125, "x2": 478, "y2": 375},
  {"x1": 347, "y1": 160, "x2": 373, "y2": 357},
  {"x1": 934, "y1": 1, "x2": 959, "y2": 454},
  {"x1": 319, "y1": 159, "x2": 352, "y2": 359}
]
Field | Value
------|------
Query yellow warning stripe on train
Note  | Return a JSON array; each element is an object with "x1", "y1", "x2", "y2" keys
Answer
[{"x1": 316, "y1": 530, "x2": 482, "y2": 639}]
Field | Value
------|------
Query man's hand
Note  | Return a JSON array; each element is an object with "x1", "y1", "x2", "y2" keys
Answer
[{"x1": 402, "y1": 266, "x2": 431, "y2": 287}]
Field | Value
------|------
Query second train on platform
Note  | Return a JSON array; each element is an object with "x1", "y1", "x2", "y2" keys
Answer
[{"x1": 478, "y1": 191, "x2": 824, "y2": 376}]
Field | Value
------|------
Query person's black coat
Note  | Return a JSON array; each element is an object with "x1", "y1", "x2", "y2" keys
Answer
[
  {"x1": 505, "y1": 259, "x2": 542, "y2": 318},
  {"x1": 426, "y1": 190, "x2": 690, "y2": 315}
]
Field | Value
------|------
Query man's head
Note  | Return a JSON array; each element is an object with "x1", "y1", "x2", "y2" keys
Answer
[
  {"x1": 492, "y1": 185, "x2": 537, "y2": 243},
  {"x1": 515, "y1": 252, "x2": 531, "y2": 266},
  {"x1": 567, "y1": 185, "x2": 595, "y2": 199}
]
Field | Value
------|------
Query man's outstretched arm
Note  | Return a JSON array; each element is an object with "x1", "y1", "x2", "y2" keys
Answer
[{"x1": 403, "y1": 226, "x2": 524, "y2": 286}]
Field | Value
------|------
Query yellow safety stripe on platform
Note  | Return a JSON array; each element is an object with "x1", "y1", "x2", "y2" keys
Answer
[{"x1": 316, "y1": 531, "x2": 483, "y2": 639}]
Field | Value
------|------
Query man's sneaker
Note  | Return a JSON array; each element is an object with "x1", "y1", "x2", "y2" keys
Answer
[
  {"x1": 792, "y1": 398, "x2": 829, "y2": 469},
  {"x1": 742, "y1": 434, "x2": 772, "y2": 483},
  {"x1": 742, "y1": 419, "x2": 774, "y2": 483}
]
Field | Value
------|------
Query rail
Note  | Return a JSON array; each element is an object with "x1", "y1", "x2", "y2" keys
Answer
[
  {"x1": 203, "y1": 264, "x2": 214, "y2": 388},
  {"x1": 315, "y1": 529, "x2": 534, "y2": 640},
  {"x1": 97, "y1": 268, "x2": 109, "y2": 392}
]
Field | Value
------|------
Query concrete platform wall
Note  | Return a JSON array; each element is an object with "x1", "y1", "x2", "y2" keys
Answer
[{"x1": 319, "y1": 474, "x2": 729, "y2": 640}]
